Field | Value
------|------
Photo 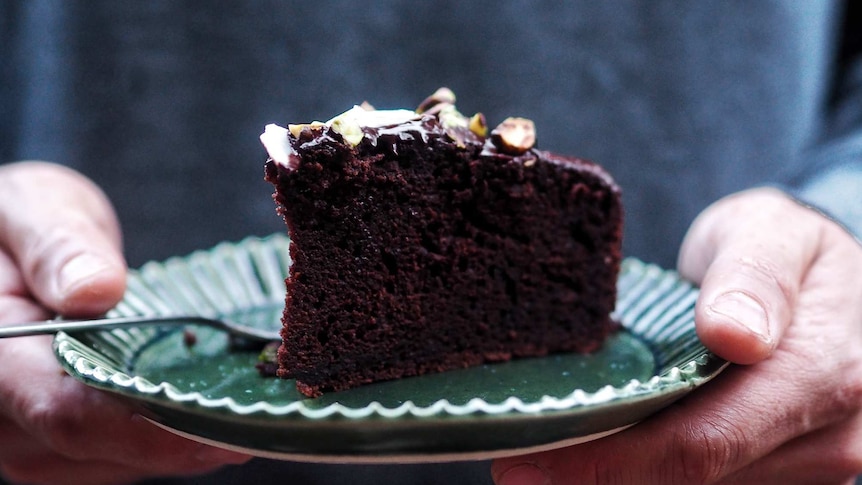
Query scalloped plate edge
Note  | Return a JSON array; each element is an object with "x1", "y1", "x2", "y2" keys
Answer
[{"x1": 54, "y1": 234, "x2": 728, "y2": 421}]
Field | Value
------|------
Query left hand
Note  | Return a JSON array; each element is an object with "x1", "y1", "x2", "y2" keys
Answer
[
  {"x1": 491, "y1": 187, "x2": 862, "y2": 484},
  {"x1": 0, "y1": 162, "x2": 251, "y2": 485}
]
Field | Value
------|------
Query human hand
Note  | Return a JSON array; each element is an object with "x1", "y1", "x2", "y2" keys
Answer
[
  {"x1": 0, "y1": 162, "x2": 250, "y2": 485},
  {"x1": 491, "y1": 187, "x2": 862, "y2": 484}
]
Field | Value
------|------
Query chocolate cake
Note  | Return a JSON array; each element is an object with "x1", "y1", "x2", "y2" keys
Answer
[{"x1": 261, "y1": 88, "x2": 623, "y2": 397}]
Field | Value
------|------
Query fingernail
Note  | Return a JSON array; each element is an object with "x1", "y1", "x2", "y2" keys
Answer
[
  {"x1": 58, "y1": 253, "x2": 114, "y2": 296},
  {"x1": 498, "y1": 463, "x2": 551, "y2": 485},
  {"x1": 707, "y1": 291, "x2": 771, "y2": 344}
]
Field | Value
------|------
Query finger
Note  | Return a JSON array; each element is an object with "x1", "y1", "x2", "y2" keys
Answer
[
  {"x1": 712, "y1": 228, "x2": 862, "y2": 484},
  {"x1": 0, "y1": 337, "x2": 251, "y2": 474},
  {"x1": 0, "y1": 161, "x2": 126, "y2": 317},
  {"x1": 492, "y1": 189, "x2": 862, "y2": 485},
  {"x1": 677, "y1": 188, "x2": 821, "y2": 364},
  {"x1": 491, "y1": 364, "x2": 849, "y2": 485},
  {"x1": 493, "y1": 291, "x2": 862, "y2": 485},
  {"x1": 0, "y1": 381, "x2": 250, "y2": 482},
  {"x1": 0, "y1": 248, "x2": 51, "y2": 324},
  {"x1": 0, "y1": 415, "x2": 229, "y2": 484},
  {"x1": 1, "y1": 455, "x2": 148, "y2": 485},
  {"x1": 718, "y1": 415, "x2": 862, "y2": 485},
  {"x1": 1, "y1": 452, "x2": 229, "y2": 485}
]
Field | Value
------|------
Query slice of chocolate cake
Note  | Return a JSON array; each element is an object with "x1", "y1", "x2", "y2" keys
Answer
[{"x1": 261, "y1": 88, "x2": 623, "y2": 397}]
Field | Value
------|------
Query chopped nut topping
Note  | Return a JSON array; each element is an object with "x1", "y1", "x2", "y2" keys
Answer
[
  {"x1": 416, "y1": 87, "x2": 457, "y2": 114},
  {"x1": 438, "y1": 104, "x2": 468, "y2": 130},
  {"x1": 422, "y1": 102, "x2": 452, "y2": 116},
  {"x1": 288, "y1": 121, "x2": 325, "y2": 138},
  {"x1": 330, "y1": 117, "x2": 364, "y2": 146},
  {"x1": 469, "y1": 113, "x2": 487, "y2": 137},
  {"x1": 490, "y1": 117, "x2": 536, "y2": 155}
]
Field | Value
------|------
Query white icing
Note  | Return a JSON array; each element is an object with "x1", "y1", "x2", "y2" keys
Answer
[
  {"x1": 259, "y1": 124, "x2": 295, "y2": 167},
  {"x1": 329, "y1": 106, "x2": 421, "y2": 147},
  {"x1": 259, "y1": 107, "x2": 422, "y2": 166},
  {"x1": 327, "y1": 106, "x2": 420, "y2": 128}
]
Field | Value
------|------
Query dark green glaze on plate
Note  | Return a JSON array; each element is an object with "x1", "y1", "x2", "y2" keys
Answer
[{"x1": 54, "y1": 235, "x2": 727, "y2": 462}]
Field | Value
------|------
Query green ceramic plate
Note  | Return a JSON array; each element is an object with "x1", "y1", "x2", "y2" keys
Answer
[{"x1": 54, "y1": 234, "x2": 727, "y2": 463}]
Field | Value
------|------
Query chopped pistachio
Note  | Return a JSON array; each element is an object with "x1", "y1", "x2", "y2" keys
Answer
[
  {"x1": 438, "y1": 104, "x2": 469, "y2": 130},
  {"x1": 469, "y1": 113, "x2": 488, "y2": 137},
  {"x1": 416, "y1": 87, "x2": 457, "y2": 114},
  {"x1": 288, "y1": 121, "x2": 325, "y2": 138},
  {"x1": 331, "y1": 117, "x2": 364, "y2": 146},
  {"x1": 491, "y1": 117, "x2": 536, "y2": 155}
]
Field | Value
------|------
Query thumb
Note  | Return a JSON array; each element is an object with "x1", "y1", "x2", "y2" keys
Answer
[
  {"x1": 0, "y1": 162, "x2": 126, "y2": 317},
  {"x1": 677, "y1": 188, "x2": 820, "y2": 364}
]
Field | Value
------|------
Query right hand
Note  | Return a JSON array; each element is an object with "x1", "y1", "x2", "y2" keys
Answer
[{"x1": 0, "y1": 161, "x2": 250, "y2": 485}]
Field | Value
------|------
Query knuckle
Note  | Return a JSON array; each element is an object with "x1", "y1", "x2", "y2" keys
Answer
[
  {"x1": 24, "y1": 223, "x2": 82, "y2": 259},
  {"x1": 672, "y1": 414, "x2": 747, "y2": 484},
  {"x1": 832, "y1": 362, "x2": 862, "y2": 417},
  {"x1": 19, "y1": 226, "x2": 73, "y2": 281},
  {"x1": 731, "y1": 254, "x2": 796, "y2": 305}
]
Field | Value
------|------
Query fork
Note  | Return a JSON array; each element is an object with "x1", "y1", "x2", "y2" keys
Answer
[{"x1": 0, "y1": 310, "x2": 282, "y2": 342}]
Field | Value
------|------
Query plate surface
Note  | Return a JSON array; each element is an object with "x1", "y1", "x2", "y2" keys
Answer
[{"x1": 54, "y1": 234, "x2": 727, "y2": 463}]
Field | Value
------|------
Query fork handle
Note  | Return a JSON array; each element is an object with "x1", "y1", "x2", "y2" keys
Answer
[{"x1": 0, "y1": 315, "x2": 205, "y2": 338}]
